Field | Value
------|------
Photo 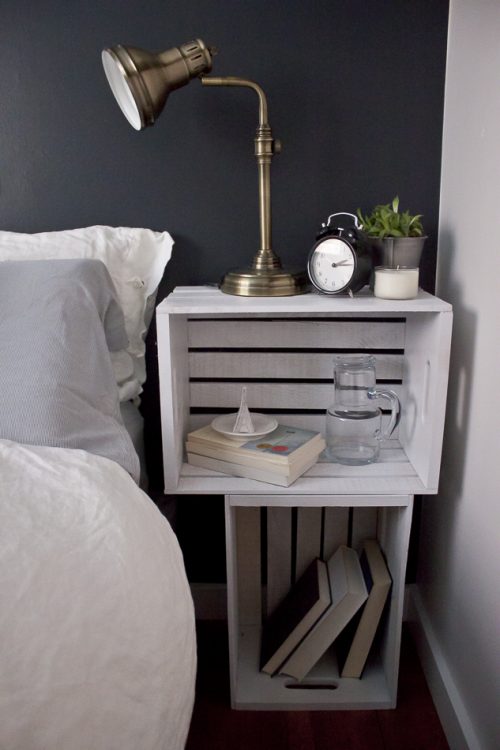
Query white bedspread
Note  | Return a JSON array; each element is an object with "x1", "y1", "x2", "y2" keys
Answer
[{"x1": 0, "y1": 440, "x2": 196, "y2": 750}]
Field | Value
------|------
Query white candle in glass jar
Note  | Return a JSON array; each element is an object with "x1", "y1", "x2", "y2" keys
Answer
[{"x1": 374, "y1": 266, "x2": 419, "y2": 299}]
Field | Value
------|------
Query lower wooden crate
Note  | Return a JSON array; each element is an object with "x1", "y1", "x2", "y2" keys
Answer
[
  {"x1": 224, "y1": 497, "x2": 413, "y2": 710},
  {"x1": 233, "y1": 626, "x2": 394, "y2": 710}
]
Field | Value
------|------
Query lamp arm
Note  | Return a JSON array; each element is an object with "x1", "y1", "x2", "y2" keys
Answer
[
  {"x1": 200, "y1": 76, "x2": 280, "y2": 268},
  {"x1": 200, "y1": 76, "x2": 268, "y2": 126}
]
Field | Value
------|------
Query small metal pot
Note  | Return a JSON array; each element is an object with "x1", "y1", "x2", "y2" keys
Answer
[{"x1": 370, "y1": 236, "x2": 426, "y2": 268}]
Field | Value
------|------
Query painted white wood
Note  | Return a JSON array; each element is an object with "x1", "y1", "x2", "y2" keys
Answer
[
  {"x1": 158, "y1": 289, "x2": 450, "y2": 493},
  {"x1": 190, "y1": 381, "x2": 405, "y2": 410},
  {"x1": 402, "y1": 311, "x2": 453, "y2": 490},
  {"x1": 183, "y1": 451, "x2": 416, "y2": 475},
  {"x1": 295, "y1": 507, "x2": 323, "y2": 580},
  {"x1": 189, "y1": 351, "x2": 404, "y2": 380},
  {"x1": 227, "y1": 497, "x2": 413, "y2": 710},
  {"x1": 156, "y1": 288, "x2": 451, "y2": 711},
  {"x1": 227, "y1": 495, "x2": 411, "y2": 509},
  {"x1": 377, "y1": 501, "x2": 414, "y2": 704},
  {"x1": 322, "y1": 508, "x2": 349, "y2": 560},
  {"x1": 156, "y1": 312, "x2": 189, "y2": 491},
  {"x1": 266, "y1": 507, "x2": 292, "y2": 616},
  {"x1": 158, "y1": 287, "x2": 451, "y2": 315},
  {"x1": 188, "y1": 319, "x2": 405, "y2": 350},
  {"x1": 174, "y1": 469, "x2": 427, "y2": 496},
  {"x1": 224, "y1": 502, "x2": 239, "y2": 701},
  {"x1": 351, "y1": 507, "x2": 379, "y2": 551},
  {"x1": 234, "y1": 505, "x2": 261, "y2": 626},
  {"x1": 232, "y1": 625, "x2": 394, "y2": 710}
]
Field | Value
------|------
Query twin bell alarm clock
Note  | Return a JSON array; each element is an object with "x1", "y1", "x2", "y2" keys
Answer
[{"x1": 307, "y1": 212, "x2": 373, "y2": 295}]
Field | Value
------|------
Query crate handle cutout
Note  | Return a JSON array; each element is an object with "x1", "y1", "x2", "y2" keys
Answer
[{"x1": 285, "y1": 681, "x2": 339, "y2": 691}]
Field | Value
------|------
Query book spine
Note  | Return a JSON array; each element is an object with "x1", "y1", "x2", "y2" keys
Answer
[
  {"x1": 339, "y1": 542, "x2": 391, "y2": 678},
  {"x1": 279, "y1": 547, "x2": 368, "y2": 681}
]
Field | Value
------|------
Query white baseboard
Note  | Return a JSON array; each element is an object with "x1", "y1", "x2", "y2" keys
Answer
[{"x1": 407, "y1": 585, "x2": 481, "y2": 750}]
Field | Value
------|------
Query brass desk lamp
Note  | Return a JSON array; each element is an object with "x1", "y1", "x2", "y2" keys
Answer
[{"x1": 101, "y1": 38, "x2": 308, "y2": 296}]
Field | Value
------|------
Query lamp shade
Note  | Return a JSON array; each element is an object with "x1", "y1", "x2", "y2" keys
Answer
[{"x1": 102, "y1": 39, "x2": 213, "y2": 130}]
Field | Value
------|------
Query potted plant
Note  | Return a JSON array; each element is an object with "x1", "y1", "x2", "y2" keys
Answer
[{"x1": 356, "y1": 196, "x2": 426, "y2": 268}]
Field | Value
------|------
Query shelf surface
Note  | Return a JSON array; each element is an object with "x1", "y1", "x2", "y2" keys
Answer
[
  {"x1": 232, "y1": 626, "x2": 395, "y2": 711},
  {"x1": 158, "y1": 286, "x2": 452, "y2": 316},
  {"x1": 174, "y1": 466, "x2": 427, "y2": 497},
  {"x1": 168, "y1": 443, "x2": 433, "y2": 497}
]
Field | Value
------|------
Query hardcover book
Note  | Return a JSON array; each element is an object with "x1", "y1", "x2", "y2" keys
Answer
[
  {"x1": 260, "y1": 558, "x2": 331, "y2": 675},
  {"x1": 337, "y1": 539, "x2": 392, "y2": 678},
  {"x1": 279, "y1": 546, "x2": 368, "y2": 681}
]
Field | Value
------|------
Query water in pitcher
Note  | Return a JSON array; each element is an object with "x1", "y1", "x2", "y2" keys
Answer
[
  {"x1": 325, "y1": 355, "x2": 401, "y2": 466},
  {"x1": 326, "y1": 406, "x2": 382, "y2": 465}
]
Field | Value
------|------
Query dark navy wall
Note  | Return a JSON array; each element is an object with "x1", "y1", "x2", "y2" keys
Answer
[
  {"x1": 0, "y1": 0, "x2": 449, "y2": 580},
  {"x1": 1, "y1": 0, "x2": 448, "y2": 288}
]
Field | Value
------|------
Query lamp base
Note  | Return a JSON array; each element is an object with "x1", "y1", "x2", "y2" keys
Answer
[{"x1": 220, "y1": 267, "x2": 309, "y2": 297}]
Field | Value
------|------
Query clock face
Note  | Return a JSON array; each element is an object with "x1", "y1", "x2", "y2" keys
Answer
[{"x1": 308, "y1": 237, "x2": 356, "y2": 293}]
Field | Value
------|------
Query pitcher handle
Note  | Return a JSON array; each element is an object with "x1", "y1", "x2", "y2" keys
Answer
[{"x1": 368, "y1": 388, "x2": 401, "y2": 438}]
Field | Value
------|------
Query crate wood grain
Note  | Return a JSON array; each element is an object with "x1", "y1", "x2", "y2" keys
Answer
[
  {"x1": 190, "y1": 381, "x2": 405, "y2": 410},
  {"x1": 188, "y1": 319, "x2": 405, "y2": 350},
  {"x1": 189, "y1": 351, "x2": 404, "y2": 380}
]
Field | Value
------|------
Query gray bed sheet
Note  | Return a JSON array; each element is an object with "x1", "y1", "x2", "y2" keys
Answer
[
  {"x1": 0, "y1": 258, "x2": 140, "y2": 483},
  {"x1": 120, "y1": 400, "x2": 148, "y2": 489}
]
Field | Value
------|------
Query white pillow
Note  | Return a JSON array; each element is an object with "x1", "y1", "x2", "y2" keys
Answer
[{"x1": 0, "y1": 226, "x2": 173, "y2": 401}]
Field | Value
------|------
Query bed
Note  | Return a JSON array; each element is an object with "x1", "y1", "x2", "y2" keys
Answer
[{"x1": 0, "y1": 228, "x2": 196, "y2": 750}]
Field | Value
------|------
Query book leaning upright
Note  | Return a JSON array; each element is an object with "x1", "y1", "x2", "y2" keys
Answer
[
  {"x1": 260, "y1": 558, "x2": 331, "y2": 675},
  {"x1": 338, "y1": 539, "x2": 392, "y2": 678},
  {"x1": 279, "y1": 546, "x2": 368, "y2": 681}
]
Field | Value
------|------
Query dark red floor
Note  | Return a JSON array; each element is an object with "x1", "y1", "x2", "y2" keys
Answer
[{"x1": 186, "y1": 621, "x2": 449, "y2": 750}]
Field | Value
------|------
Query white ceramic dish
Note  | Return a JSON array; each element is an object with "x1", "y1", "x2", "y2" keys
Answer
[{"x1": 211, "y1": 413, "x2": 278, "y2": 440}]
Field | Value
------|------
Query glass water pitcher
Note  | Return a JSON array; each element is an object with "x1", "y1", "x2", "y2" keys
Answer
[{"x1": 326, "y1": 355, "x2": 401, "y2": 465}]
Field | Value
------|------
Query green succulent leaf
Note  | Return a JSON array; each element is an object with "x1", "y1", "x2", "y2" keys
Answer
[{"x1": 356, "y1": 197, "x2": 424, "y2": 238}]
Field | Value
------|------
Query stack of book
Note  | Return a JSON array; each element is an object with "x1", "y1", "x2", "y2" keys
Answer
[
  {"x1": 260, "y1": 539, "x2": 392, "y2": 680},
  {"x1": 185, "y1": 424, "x2": 326, "y2": 487}
]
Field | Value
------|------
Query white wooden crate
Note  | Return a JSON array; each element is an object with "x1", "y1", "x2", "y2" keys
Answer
[
  {"x1": 157, "y1": 287, "x2": 452, "y2": 496},
  {"x1": 156, "y1": 286, "x2": 452, "y2": 710},
  {"x1": 225, "y1": 497, "x2": 413, "y2": 710}
]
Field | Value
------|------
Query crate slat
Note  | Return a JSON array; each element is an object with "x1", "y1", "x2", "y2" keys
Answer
[
  {"x1": 189, "y1": 351, "x2": 404, "y2": 380},
  {"x1": 323, "y1": 508, "x2": 350, "y2": 559},
  {"x1": 235, "y1": 507, "x2": 261, "y2": 626},
  {"x1": 295, "y1": 508, "x2": 322, "y2": 580},
  {"x1": 190, "y1": 381, "x2": 404, "y2": 410},
  {"x1": 188, "y1": 319, "x2": 405, "y2": 349},
  {"x1": 266, "y1": 507, "x2": 293, "y2": 616},
  {"x1": 351, "y1": 508, "x2": 379, "y2": 550}
]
